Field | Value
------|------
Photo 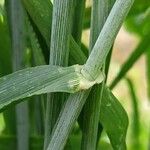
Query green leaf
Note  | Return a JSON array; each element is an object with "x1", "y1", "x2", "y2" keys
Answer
[
  {"x1": 46, "y1": 1, "x2": 133, "y2": 149},
  {"x1": 0, "y1": 8, "x2": 12, "y2": 76},
  {"x1": 110, "y1": 35, "x2": 150, "y2": 89},
  {"x1": 0, "y1": 65, "x2": 104, "y2": 111},
  {"x1": 72, "y1": 0, "x2": 86, "y2": 45},
  {"x1": 0, "y1": 5, "x2": 16, "y2": 135},
  {"x1": 46, "y1": 85, "x2": 128, "y2": 150},
  {"x1": 26, "y1": 18, "x2": 45, "y2": 66},
  {"x1": 83, "y1": 7, "x2": 91, "y2": 29},
  {"x1": 0, "y1": 65, "x2": 77, "y2": 110},
  {"x1": 0, "y1": 135, "x2": 44, "y2": 150},
  {"x1": 22, "y1": 0, "x2": 87, "y2": 66},
  {"x1": 21, "y1": 0, "x2": 52, "y2": 46},
  {"x1": 128, "y1": 0, "x2": 150, "y2": 16},
  {"x1": 125, "y1": 7, "x2": 150, "y2": 36},
  {"x1": 100, "y1": 86, "x2": 129, "y2": 150},
  {"x1": 125, "y1": 78, "x2": 141, "y2": 150}
]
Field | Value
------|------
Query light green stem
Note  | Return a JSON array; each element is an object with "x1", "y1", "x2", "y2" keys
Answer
[
  {"x1": 81, "y1": 0, "x2": 134, "y2": 81},
  {"x1": 44, "y1": 0, "x2": 75, "y2": 149},
  {"x1": 81, "y1": 1, "x2": 115, "y2": 149},
  {"x1": 47, "y1": 0, "x2": 134, "y2": 150}
]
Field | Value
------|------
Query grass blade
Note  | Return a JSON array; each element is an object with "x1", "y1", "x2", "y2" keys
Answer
[
  {"x1": 26, "y1": 18, "x2": 45, "y2": 66},
  {"x1": 0, "y1": 5, "x2": 16, "y2": 135},
  {"x1": 83, "y1": 7, "x2": 91, "y2": 30},
  {"x1": 0, "y1": 65, "x2": 104, "y2": 111},
  {"x1": 100, "y1": 86, "x2": 129, "y2": 150},
  {"x1": 22, "y1": 0, "x2": 87, "y2": 66},
  {"x1": 0, "y1": 8, "x2": 11, "y2": 76},
  {"x1": 21, "y1": 0, "x2": 52, "y2": 46},
  {"x1": 110, "y1": 35, "x2": 150, "y2": 89},
  {"x1": 72, "y1": 0, "x2": 86, "y2": 45},
  {"x1": 126, "y1": 78, "x2": 141, "y2": 150},
  {"x1": 69, "y1": 37, "x2": 87, "y2": 65}
]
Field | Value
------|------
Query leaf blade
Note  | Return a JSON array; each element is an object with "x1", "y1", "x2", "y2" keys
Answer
[
  {"x1": 0, "y1": 65, "x2": 81, "y2": 111},
  {"x1": 100, "y1": 86, "x2": 129, "y2": 150}
]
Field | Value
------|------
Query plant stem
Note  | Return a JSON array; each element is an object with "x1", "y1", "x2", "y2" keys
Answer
[
  {"x1": 9, "y1": 0, "x2": 29, "y2": 149},
  {"x1": 47, "y1": 0, "x2": 134, "y2": 149},
  {"x1": 81, "y1": 0, "x2": 134, "y2": 81},
  {"x1": 47, "y1": 91, "x2": 90, "y2": 150},
  {"x1": 81, "y1": 1, "x2": 114, "y2": 148},
  {"x1": 44, "y1": 0, "x2": 74, "y2": 149}
]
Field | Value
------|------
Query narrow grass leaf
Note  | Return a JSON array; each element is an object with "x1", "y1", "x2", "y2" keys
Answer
[
  {"x1": 110, "y1": 35, "x2": 150, "y2": 89},
  {"x1": 21, "y1": 0, "x2": 52, "y2": 46},
  {"x1": 26, "y1": 18, "x2": 45, "y2": 65},
  {"x1": 100, "y1": 86, "x2": 129, "y2": 150},
  {"x1": 0, "y1": 65, "x2": 105, "y2": 111},
  {"x1": 72, "y1": 0, "x2": 86, "y2": 45},
  {"x1": 0, "y1": 9, "x2": 12, "y2": 76},
  {"x1": 83, "y1": 7, "x2": 91, "y2": 30},
  {"x1": 126, "y1": 78, "x2": 141, "y2": 150},
  {"x1": 0, "y1": 5, "x2": 16, "y2": 136},
  {"x1": 0, "y1": 135, "x2": 44, "y2": 150},
  {"x1": 69, "y1": 37, "x2": 87, "y2": 65},
  {"x1": 22, "y1": 0, "x2": 87, "y2": 66}
]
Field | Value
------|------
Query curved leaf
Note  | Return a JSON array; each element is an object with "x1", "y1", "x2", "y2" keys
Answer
[
  {"x1": 126, "y1": 78, "x2": 141, "y2": 150},
  {"x1": 100, "y1": 86, "x2": 129, "y2": 150},
  {"x1": 22, "y1": 0, "x2": 87, "y2": 65}
]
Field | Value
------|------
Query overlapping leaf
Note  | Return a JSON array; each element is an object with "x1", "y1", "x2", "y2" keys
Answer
[
  {"x1": 0, "y1": 65, "x2": 103, "y2": 111},
  {"x1": 100, "y1": 86, "x2": 128, "y2": 150}
]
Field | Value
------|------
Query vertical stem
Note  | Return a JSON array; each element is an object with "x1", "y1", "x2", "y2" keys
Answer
[
  {"x1": 9, "y1": 0, "x2": 29, "y2": 150},
  {"x1": 47, "y1": 91, "x2": 90, "y2": 150},
  {"x1": 46, "y1": 0, "x2": 134, "y2": 149},
  {"x1": 81, "y1": 0, "x2": 126, "y2": 149},
  {"x1": 81, "y1": 0, "x2": 134, "y2": 81},
  {"x1": 44, "y1": 0, "x2": 74, "y2": 149}
]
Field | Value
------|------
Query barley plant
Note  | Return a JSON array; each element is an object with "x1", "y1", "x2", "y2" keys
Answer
[{"x1": 0, "y1": 0, "x2": 150, "y2": 149}]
